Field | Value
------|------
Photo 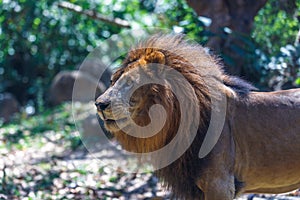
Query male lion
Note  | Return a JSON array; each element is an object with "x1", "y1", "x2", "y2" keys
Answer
[{"x1": 95, "y1": 34, "x2": 300, "y2": 200}]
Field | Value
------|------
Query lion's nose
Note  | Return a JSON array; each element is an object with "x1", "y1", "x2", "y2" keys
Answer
[{"x1": 95, "y1": 100, "x2": 110, "y2": 111}]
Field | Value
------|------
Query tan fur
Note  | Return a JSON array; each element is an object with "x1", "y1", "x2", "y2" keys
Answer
[{"x1": 95, "y1": 34, "x2": 300, "y2": 200}]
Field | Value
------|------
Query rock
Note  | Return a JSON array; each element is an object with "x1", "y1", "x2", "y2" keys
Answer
[
  {"x1": 0, "y1": 93, "x2": 20, "y2": 123},
  {"x1": 49, "y1": 70, "x2": 106, "y2": 105},
  {"x1": 78, "y1": 58, "x2": 112, "y2": 88}
]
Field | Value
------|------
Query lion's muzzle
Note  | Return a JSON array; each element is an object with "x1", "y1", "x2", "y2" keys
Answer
[
  {"x1": 95, "y1": 91, "x2": 127, "y2": 132},
  {"x1": 95, "y1": 93, "x2": 112, "y2": 122},
  {"x1": 95, "y1": 98, "x2": 110, "y2": 112}
]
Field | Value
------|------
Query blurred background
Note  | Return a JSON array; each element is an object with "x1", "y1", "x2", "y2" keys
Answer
[{"x1": 0, "y1": 0, "x2": 300, "y2": 199}]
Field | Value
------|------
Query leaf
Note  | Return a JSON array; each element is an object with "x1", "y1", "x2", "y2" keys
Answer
[{"x1": 295, "y1": 78, "x2": 300, "y2": 85}]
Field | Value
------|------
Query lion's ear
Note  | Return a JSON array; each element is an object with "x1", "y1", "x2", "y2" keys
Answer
[{"x1": 145, "y1": 51, "x2": 166, "y2": 64}]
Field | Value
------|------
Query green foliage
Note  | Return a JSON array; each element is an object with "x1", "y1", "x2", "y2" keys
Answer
[
  {"x1": 0, "y1": 0, "x2": 125, "y2": 108},
  {"x1": 253, "y1": 0, "x2": 300, "y2": 89},
  {"x1": 0, "y1": 0, "x2": 207, "y2": 110},
  {"x1": 0, "y1": 103, "x2": 78, "y2": 150},
  {"x1": 151, "y1": 0, "x2": 207, "y2": 43},
  {"x1": 253, "y1": 1, "x2": 299, "y2": 56},
  {"x1": 296, "y1": 77, "x2": 300, "y2": 85},
  {"x1": 256, "y1": 44, "x2": 300, "y2": 89}
]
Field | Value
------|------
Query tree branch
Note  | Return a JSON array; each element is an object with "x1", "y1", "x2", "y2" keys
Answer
[{"x1": 57, "y1": 1, "x2": 131, "y2": 28}]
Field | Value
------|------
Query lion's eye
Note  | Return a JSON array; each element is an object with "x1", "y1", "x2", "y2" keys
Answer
[{"x1": 126, "y1": 79, "x2": 133, "y2": 86}]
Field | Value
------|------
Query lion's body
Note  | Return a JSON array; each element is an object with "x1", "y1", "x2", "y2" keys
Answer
[
  {"x1": 232, "y1": 89, "x2": 300, "y2": 193},
  {"x1": 95, "y1": 34, "x2": 300, "y2": 200}
]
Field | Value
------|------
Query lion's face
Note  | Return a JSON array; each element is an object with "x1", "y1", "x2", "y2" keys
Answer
[
  {"x1": 96, "y1": 68, "x2": 152, "y2": 133},
  {"x1": 95, "y1": 50, "x2": 179, "y2": 152}
]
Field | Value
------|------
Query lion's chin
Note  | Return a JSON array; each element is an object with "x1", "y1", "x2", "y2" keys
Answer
[{"x1": 104, "y1": 117, "x2": 129, "y2": 132}]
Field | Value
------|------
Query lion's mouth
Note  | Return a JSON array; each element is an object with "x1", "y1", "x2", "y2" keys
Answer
[
  {"x1": 104, "y1": 117, "x2": 130, "y2": 132},
  {"x1": 104, "y1": 118, "x2": 127, "y2": 124},
  {"x1": 98, "y1": 112, "x2": 128, "y2": 129},
  {"x1": 105, "y1": 119, "x2": 115, "y2": 123},
  {"x1": 98, "y1": 111, "x2": 126, "y2": 123}
]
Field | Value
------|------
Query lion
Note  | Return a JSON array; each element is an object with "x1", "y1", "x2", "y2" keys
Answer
[{"x1": 95, "y1": 34, "x2": 300, "y2": 200}]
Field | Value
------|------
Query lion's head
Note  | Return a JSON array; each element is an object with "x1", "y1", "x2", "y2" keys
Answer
[
  {"x1": 96, "y1": 64, "x2": 180, "y2": 153},
  {"x1": 95, "y1": 34, "x2": 221, "y2": 155}
]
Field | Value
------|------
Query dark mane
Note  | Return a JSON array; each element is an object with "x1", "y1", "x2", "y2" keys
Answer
[
  {"x1": 223, "y1": 75, "x2": 258, "y2": 95},
  {"x1": 134, "y1": 34, "x2": 258, "y2": 96}
]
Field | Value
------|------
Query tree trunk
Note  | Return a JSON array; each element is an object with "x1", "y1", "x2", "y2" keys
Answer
[{"x1": 186, "y1": 0, "x2": 268, "y2": 76}]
